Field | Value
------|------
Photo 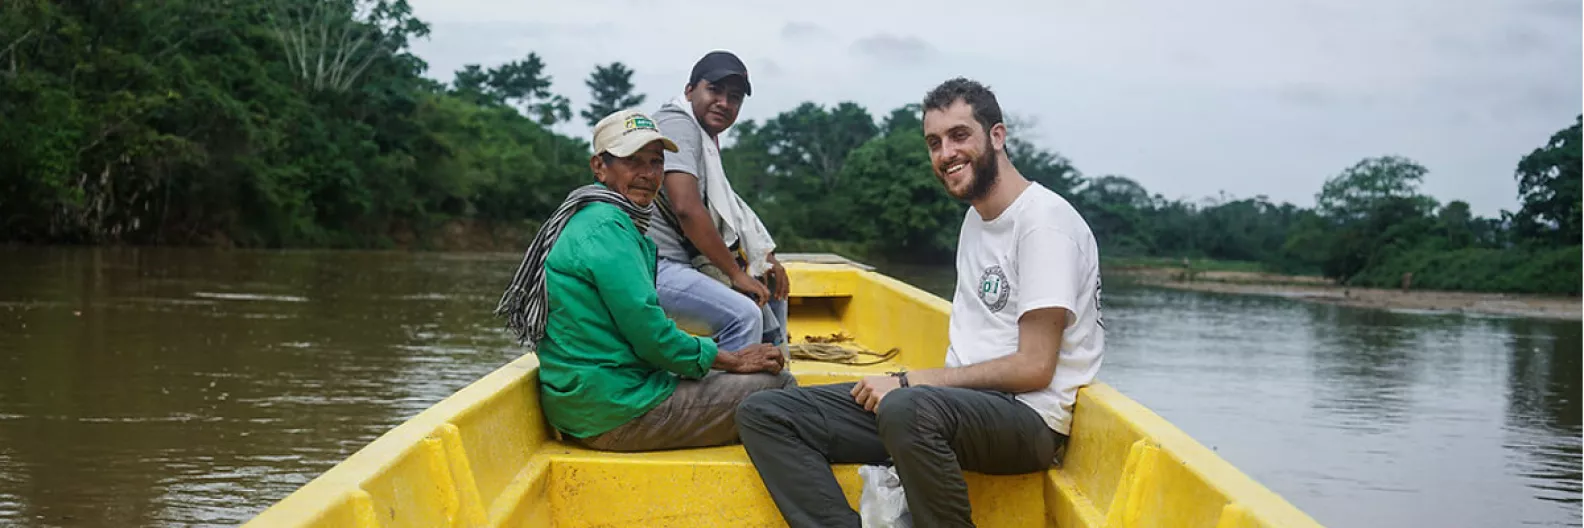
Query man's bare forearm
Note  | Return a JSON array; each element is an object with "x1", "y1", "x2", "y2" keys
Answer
[
  {"x1": 664, "y1": 172, "x2": 747, "y2": 279},
  {"x1": 908, "y1": 354, "x2": 1052, "y2": 393},
  {"x1": 675, "y1": 207, "x2": 744, "y2": 278},
  {"x1": 908, "y1": 307, "x2": 1068, "y2": 394}
]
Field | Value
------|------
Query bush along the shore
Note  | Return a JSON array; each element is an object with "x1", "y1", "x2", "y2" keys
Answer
[{"x1": 1346, "y1": 246, "x2": 1582, "y2": 295}]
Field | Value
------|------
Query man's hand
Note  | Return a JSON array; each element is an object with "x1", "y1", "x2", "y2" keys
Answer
[
  {"x1": 766, "y1": 257, "x2": 790, "y2": 301},
  {"x1": 713, "y1": 343, "x2": 785, "y2": 374},
  {"x1": 731, "y1": 271, "x2": 771, "y2": 307},
  {"x1": 851, "y1": 375, "x2": 902, "y2": 412}
]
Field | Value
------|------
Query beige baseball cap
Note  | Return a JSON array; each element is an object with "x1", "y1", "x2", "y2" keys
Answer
[{"x1": 592, "y1": 109, "x2": 679, "y2": 157}]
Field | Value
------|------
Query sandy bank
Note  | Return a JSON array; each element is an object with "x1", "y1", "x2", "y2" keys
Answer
[{"x1": 1114, "y1": 267, "x2": 1581, "y2": 321}]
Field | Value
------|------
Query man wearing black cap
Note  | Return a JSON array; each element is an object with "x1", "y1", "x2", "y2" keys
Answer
[{"x1": 646, "y1": 50, "x2": 791, "y2": 360}]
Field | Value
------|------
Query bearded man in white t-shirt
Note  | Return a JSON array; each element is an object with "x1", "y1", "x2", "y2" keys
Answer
[{"x1": 735, "y1": 77, "x2": 1105, "y2": 528}]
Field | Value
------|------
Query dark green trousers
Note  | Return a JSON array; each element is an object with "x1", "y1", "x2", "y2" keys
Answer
[{"x1": 736, "y1": 382, "x2": 1065, "y2": 528}]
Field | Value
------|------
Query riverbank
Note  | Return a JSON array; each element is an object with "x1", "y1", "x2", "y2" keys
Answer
[
  {"x1": 1112, "y1": 265, "x2": 1581, "y2": 321},
  {"x1": 7, "y1": 233, "x2": 1576, "y2": 321}
]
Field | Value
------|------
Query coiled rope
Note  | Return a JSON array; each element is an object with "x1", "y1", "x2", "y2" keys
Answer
[{"x1": 786, "y1": 332, "x2": 900, "y2": 366}]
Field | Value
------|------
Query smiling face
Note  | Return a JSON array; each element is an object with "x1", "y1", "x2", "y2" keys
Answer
[
  {"x1": 923, "y1": 99, "x2": 1005, "y2": 202},
  {"x1": 685, "y1": 76, "x2": 747, "y2": 136},
  {"x1": 591, "y1": 141, "x2": 666, "y2": 207}
]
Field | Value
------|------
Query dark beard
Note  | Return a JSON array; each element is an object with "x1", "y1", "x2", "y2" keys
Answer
[{"x1": 958, "y1": 136, "x2": 999, "y2": 202}]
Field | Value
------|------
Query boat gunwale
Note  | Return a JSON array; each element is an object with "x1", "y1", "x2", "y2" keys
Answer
[{"x1": 244, "y1": 353, "x2": 546, "y2": 526}]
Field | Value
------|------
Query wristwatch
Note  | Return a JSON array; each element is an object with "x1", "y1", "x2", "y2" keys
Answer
[{"x1": 888, "y1": 371, "x2": 910, "y2": 388}]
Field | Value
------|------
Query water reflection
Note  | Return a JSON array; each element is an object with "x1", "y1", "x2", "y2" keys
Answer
[
  {"x1": 0, "y1": 249, "x2": 1579, "y2": 527},
  {"x1": 0, "y1": 248, "x2": 522, "y2": 526},
  {"x1": 0, "y1": 448, "x2": 23, "y2": 522},
  {"x1": 1503, "y1": 319, "x2": 1583, "y2": 512},
  {"x1": 1304, "y1": 306, "x2": 1429, "y2": 434}
]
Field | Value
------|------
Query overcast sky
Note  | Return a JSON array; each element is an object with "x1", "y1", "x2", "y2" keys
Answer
[{"x1": 406, "y1": 0, "x2": 1579, "y2": 217}]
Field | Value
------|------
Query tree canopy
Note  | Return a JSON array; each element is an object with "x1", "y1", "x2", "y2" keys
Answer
[
  {"x1": 580, "y1": 62, "x2": 646, "y2": 127},
  {"x1": 1513, "y1": 115, "x2": 1581, "y2": 246}
]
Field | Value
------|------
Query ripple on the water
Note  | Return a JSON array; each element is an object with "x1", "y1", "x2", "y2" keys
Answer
[{"x1": 191, "y1": 292, "x2": 309, "y2": 302}]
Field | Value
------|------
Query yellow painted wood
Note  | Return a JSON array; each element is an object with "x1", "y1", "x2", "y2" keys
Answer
[{"x1": 243, "y1": 256, "x2": 1326, "y2": 528}]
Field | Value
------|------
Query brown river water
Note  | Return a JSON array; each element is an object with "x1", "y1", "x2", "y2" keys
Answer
[{"x1": 0, "y1": 247, "x2": 1578, "y2": 527}]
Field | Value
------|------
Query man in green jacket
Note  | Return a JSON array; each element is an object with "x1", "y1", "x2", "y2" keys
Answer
[{"x1": 495, "y1": 109, "x2": 795, "y2": 452}]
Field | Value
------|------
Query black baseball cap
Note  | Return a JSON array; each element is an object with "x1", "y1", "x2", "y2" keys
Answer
[{"x1": 689, "y1": 50, "x2": 752, "y2": 96}]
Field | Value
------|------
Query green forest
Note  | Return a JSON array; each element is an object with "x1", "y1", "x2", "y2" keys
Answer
[{"x1": 2, "y1": 1, "x2": 1579, "y2": 294}]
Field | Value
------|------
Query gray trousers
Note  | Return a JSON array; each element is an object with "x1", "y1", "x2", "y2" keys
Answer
[
  {"x1": 575, "y1": 370, "x2": 798, "y2": 452},
  {"x1": 736, "y1": 383, "x2": 1065, "y2": 528}
]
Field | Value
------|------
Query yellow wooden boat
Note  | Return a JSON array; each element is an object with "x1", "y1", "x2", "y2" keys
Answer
[{"x1": 245, "y1": 255, "x2": 1325, "y2": 527}]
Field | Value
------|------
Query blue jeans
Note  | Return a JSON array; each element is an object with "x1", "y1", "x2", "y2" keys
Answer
[{"x1": 656, "y1": 259, "x2": 788, "y2": 352}]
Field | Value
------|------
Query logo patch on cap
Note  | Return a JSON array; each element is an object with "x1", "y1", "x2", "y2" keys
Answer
[{"x1": 624, "y1": 115, "x2": 656, "y2": 131}]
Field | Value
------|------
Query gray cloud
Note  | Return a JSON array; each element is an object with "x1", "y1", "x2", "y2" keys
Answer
[
  {"x1": 758, "y1": 59, "x2": 785, "y2": 78},
  {"x1": 1518, "y1": 0, "x2": 1582, "y2": 21},
  {"x1": 1271, "y1": 84, "x2": 1339, "y2": 108},
  {"x1": 1495, "y1": 25, "x2": 1549, "y2": 55},
  {"x1": 403, "y1": 0, "x2": 1579, "y2": 218},
  {"x1": 1514, "y1": 83, "x2": 1580, "y2": 117},
  {"x1": 1431, "y1": 34, "x2": 1484, "y2": 57},
  {"x1": 415, "y1": 20, "x2": 618, "y2": 82},
  {"x1": 781, "y1": 22, "x2": 829, "y2": 41},
  {"x1": 1437, "y1": 23, "x2": 1568, "y2": 59},
  {"x1": 1170, "y1": 50, "x2": 1208, "y2": 68},
  {"x1": 1268, "y1": 82, "x2": 1389, "y2": 112},
  {"x1": 850, "y1": 34, "x2": 937, "y2": 65}
]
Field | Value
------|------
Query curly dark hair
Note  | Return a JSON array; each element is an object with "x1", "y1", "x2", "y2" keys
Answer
[{"x1": 922, "y1": 77, "x2": 1004, "y2": 133}]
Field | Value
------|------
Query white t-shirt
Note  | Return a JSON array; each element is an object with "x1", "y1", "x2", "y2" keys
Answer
[{"x1": 944, "y1": 183, "x2": 1105, "y2": 436}]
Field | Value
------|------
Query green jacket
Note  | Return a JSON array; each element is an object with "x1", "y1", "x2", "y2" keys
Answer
[{"x1": 536, "y1": 202, "x2": 719, "y2": 439}]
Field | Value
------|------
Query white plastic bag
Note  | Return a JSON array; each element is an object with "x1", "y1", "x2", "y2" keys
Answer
[{"x1": 858, "y1": 464, "x2": 912, "y2": 528}]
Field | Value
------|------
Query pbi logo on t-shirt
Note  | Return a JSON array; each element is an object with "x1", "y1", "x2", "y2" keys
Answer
[{"x1": 978, "y1": 265, "x2": 1010, "y2": 313}]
